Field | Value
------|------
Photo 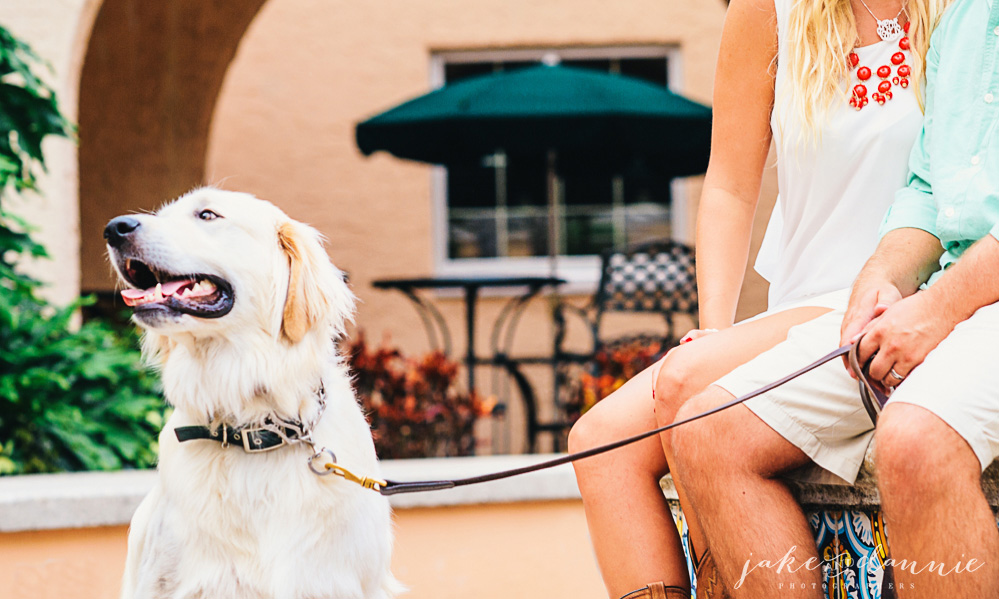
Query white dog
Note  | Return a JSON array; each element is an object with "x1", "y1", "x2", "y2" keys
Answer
[{"x1": 106, "y1": 188, "x2": 400, "y2": 599}]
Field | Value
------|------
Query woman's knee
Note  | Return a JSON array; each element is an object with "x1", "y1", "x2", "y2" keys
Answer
[
  {"x1": 654, "y1": 344, "x2": 700, "y2": 414},
  {"x1": 567, "y1": 408, "x2": 604, "y2": 454}
]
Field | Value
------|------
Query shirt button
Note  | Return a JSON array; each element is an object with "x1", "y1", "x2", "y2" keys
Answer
[
  {"x1": 945, "y1": 207, "x2": 955, "y2": 218},
  {"x1": 972, "y1": 155, "x2": 981, "y2": 165},
  {"x1": 995, "y1": 25, "x2": 999, "y2": 35},
  {"x1": 987, "y1": 93, "x2": 995, "y2": 103}
]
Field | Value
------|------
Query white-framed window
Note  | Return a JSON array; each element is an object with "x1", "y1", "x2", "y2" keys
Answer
[{"x1": 429, "y1": 46, "x2": 693, "y2": 289}]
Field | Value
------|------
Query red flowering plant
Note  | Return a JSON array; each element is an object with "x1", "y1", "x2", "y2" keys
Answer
[
  {"x1": 347, "y1": 333, "x2": 493, "y2": 459},
  {"x1": 561, "y1": 336, "x2": 672, "y2": 423}
]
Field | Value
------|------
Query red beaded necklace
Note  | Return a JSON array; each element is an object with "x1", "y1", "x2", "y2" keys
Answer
[{"x1": 848, "y1": 21, "x2": 912, "y2": 110}]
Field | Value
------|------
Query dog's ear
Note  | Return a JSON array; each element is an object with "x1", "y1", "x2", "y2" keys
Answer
[{"x1": 277, "y1": 220, "x2": 355, "y2": 344}]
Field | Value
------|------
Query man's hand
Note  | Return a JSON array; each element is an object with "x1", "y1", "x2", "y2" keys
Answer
[
  {"x1": 838, "y1": 227, "x2": 945, "y2": 378},
  {"x1": 840, "y1": 281, "x2": 903, "y2": 379},
  {"x1": 840, "y1": 283, "x2": 904, "y2": 346},
  {"x1": 855, "y1": 291, "x2": 960, "y2": 389}
]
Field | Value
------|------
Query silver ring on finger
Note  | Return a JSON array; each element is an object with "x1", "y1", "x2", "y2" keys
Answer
[{"x1": 888, "y1": 367, "x2": 905, "y2": 382}]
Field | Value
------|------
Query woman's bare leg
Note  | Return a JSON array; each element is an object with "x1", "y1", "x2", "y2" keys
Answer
[{"x1": 569, "y1": 305, "x2": 831, "y2": 598}]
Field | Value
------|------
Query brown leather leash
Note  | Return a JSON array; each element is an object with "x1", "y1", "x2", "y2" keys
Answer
[{"x1": 315, "y1": 340, "x2": 887, "y2": 496}]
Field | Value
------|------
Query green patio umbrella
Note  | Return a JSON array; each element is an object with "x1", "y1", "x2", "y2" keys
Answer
[{"x1": 355, "y1": 63, "x2": 712, "y2": 264}]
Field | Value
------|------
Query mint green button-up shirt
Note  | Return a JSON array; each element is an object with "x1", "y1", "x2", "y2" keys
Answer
[{"x1": 880, "y1": 0, "x2": 999, "y2": 286}]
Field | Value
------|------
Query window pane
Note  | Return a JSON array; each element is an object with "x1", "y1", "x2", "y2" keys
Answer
[
  {"x1": 507, "y1": 210, "x2": 549, "y2": 257},
  {"x1": 619, "y1": 57, "x2": 668, "y2": 87},
  {"x1": 625, "y1": 204, "x2": 671, "y2": 246},
  {"x1": 561, "y1": 169, "x2": 613, "y2": 207},
  {"x1": 565, "y1": 208, "x2": 615, "y2": 256},
  {"x1": 500, "y1": 60, "x2": 536, "y2": 74},
  {"x1": 623, "y1": 163, "x2": 671, "y2": 205},
  {"x1": 506, "y1": 155, "x2": 547, "y2": 208},
  {"x1": 447, "y1": 164, "x2": 496, "y2": 209},
  {"x1": 623, "y1": 163, "x2": 672, "y2": 245},
  {"x1": 563, "y1": 58, "x2": 611, "y2": 74},
  {"x1": 445, "y1": 62, "x2": 495, "y2": 83},
  {"x1": 449, "y1": 212, "x2": 498, "y2": 259}
]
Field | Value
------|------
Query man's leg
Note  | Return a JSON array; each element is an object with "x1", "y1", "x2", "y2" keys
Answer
[
  {"x1": 872, "y1": 302, "x2": 999, "y2": 597},
  {"x1": 876, "y1": 403, "x2": 999, "y2": 598},
  {"x1": 672, "y1": 392, "x2": 823, "y2": 597},
  {"x1": 672, "y1": 307, "x2": 873, "y2": 596}
]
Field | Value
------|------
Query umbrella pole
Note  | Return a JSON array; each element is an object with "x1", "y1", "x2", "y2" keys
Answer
[{"x1": 546, "y1": 149, "x2": 558, "y2": 277}]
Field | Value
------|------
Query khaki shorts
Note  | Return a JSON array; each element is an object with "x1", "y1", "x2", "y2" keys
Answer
[
  {"x1": 649, "y1": 288, "x2": 852, "y2": 405},
  {"x1": 714, "y1": 296, "x2": 999, "y2": 484}
]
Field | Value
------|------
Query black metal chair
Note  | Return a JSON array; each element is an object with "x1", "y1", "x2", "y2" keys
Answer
[
  {"x1": 558, "y1": 239, "x2": 699, "y2": 355},
  {"x1": 497, "y1": 239, "x2": 699, "y2": 452}
]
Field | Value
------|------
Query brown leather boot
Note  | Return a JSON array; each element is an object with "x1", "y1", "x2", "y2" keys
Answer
[
  {"x1": 619, "y1": 582, "x2": 689, "y2": 599},
  {"x1": 693, "y1": 548, "x2": 731, "y2": 599}
]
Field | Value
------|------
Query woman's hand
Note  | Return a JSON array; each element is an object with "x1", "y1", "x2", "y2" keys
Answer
[{"x1": 680, "y1": 328, "x2": 721, "y2": 344}]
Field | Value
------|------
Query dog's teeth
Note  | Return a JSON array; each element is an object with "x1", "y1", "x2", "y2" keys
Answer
[
  {"x1": 181, "y1": 287, "x2": 192, "y2": 298},
  {"x1": 201, "y1": 280, "x2": 216, "y2": 292}
]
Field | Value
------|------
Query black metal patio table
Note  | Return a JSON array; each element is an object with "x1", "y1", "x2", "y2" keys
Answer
[{"x1": 371, "y1": 275, "x2": 565, "y2": 394}]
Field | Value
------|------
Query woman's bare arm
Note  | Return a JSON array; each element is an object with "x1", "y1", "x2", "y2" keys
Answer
[{"x1": 695, "y1": 0, "x2": 779, "y2": 329}]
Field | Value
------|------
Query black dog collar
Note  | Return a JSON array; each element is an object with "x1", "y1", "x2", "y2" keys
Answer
[
  {"x1": 173, "y1": 384, "x2": 325, "y2": 454},
  {"x1": 175, "y1": 421, "x2": 305, "y2": 453}
]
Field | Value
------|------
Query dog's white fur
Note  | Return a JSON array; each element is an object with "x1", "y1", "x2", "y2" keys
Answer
[{"x1": 112, "y1": 189, "x2": 399, "y2": 599}]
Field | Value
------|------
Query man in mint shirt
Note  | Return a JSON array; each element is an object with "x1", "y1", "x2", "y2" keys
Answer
[{"x1": 669, "y1": 0, "x2": 999, "y2": 596}]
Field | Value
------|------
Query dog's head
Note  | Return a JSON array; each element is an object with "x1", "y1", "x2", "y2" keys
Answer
[{"x1": 105, "y1": 189, "x2": 354, "y2": 346}]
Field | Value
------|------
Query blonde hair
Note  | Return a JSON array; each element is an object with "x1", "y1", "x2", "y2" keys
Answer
[{"x1": 781, "y1": 0, "x2": 951, "y2": 144}]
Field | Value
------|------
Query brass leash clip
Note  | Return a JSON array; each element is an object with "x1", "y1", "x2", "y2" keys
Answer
[
  {"x1": 307, "y1": 448, "x2": 386, "y2": 491},
  {"x1": 326, "y1": 463, "x2": 387, "y2": 491}
]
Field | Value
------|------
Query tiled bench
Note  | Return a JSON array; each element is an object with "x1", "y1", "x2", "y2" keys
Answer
[{"x1": 661, "y1": 446, "x2": 999, "y2": 599}]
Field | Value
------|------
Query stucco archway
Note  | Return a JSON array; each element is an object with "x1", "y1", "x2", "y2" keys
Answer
[{"x1": 78, "y1": 0, "x2": 269, "y2": 292}]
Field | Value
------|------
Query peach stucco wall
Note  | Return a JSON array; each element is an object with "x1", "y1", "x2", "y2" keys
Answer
[{"x1": 0, "y1": 501, "x2": 605, "y2": 599}]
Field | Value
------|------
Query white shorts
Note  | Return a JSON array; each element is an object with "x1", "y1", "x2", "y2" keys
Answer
[{"x1": 714, "y1": 297, "x2": 999, "y2": 484}]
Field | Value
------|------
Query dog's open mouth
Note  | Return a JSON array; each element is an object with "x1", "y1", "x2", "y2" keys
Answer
[{"x1": 119, "y1": 259, "x2": 234, "y2": 319}]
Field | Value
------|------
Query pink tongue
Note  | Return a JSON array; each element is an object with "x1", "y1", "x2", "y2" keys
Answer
[
  {"x1": 160, "y1": 280, "x2": 191, "y2": 295},
  {"x1": 121, "y1": 279, "x2": 193, "y2": 301}
]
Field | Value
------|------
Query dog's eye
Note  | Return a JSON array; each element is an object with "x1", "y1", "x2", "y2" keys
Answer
[{"x1": 197, "y1": 209, "x2": 221, "y2": 221}]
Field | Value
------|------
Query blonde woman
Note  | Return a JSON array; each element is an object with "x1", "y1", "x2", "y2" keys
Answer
[{"x1": 568, "y1": 0, "x2": 949, "y2": 597}]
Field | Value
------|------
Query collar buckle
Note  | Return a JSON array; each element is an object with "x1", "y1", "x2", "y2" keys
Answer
[{"x1": 241, "y1": 427, "x2": 286, "y2": 453}]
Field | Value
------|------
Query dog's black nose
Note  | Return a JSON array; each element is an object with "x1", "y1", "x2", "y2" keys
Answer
[{"x1": 104, "y1": 216, "x2": 141, "y2": 248}]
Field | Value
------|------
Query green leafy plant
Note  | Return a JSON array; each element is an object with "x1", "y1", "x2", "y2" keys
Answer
[
  {"x1": 347, "y1": 333, "x2": 491, "y2": 459},
  {"x1": 0, "y1": 24, "x2": 164, "y2": 475},
  {"x1": 0, "y1": 298, "x2": 165, "y2": 474}
]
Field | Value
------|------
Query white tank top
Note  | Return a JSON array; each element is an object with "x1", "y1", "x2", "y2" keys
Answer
[{"x1": 754, "y1": 0, "x2": 924, "y2": 311}]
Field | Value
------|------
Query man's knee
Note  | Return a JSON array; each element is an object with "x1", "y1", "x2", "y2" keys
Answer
[
  {"x1": 671, "y1": 389, "x2": 733, "y2": 474},
  {"x1": 875, "y1": 404, "x2": 977, "y2": 496}
]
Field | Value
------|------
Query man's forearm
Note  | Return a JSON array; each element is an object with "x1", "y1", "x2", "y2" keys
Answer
[
  {"x1": 920, "y1": 234, "x2": 999, "y2": 326},
  {"x1": 841, "y1": 228, "x2": 943, "y2": 345},
  {"x1": 854, "y1": 228, "x2": 944, "y2": 298}
]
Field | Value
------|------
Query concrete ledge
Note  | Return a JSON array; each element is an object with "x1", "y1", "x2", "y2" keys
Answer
[
  {"x1": 786, "y1": 445, "x2": 999, "y2": 511},
  {"x1": 0, "y1": 454, "x2": 582, "y2": 532}
]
